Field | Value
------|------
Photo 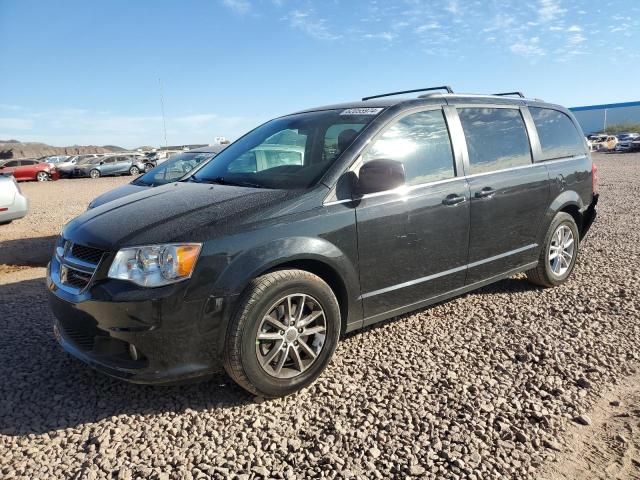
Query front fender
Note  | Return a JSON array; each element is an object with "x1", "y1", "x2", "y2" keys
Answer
[{"x1": 212, "y1": 236, "x2": 360, "y2": 301}]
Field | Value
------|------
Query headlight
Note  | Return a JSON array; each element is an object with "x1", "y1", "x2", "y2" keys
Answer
[{"x1": 108, "y1": 243, "x2": 202, "y2": 287}]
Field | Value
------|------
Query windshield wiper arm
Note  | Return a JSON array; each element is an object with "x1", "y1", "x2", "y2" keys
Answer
[{"x1": 194, "y1": 176, "x2": 264, "y2": 188}]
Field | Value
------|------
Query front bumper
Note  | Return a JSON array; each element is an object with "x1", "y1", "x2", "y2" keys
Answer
[{"x1": 47, "y1": 255, "x2": 232, "y2": 384}]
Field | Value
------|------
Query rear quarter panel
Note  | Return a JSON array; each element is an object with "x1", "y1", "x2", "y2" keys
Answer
[{"x1": 538, "y1": 155, "x2": 593, "y2": 242}]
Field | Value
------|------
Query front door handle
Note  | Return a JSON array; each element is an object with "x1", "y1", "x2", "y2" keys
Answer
[
  {"x1": 475, "y1": 187, "x2": 497, "y2": 199},
  {"x1": 442, "y1": 194, "x2": 466, "y2": 206}
]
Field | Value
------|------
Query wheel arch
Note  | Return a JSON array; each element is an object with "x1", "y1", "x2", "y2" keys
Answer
[
  {"x1": 538, "y1": 190, "x2": 585, "y2": 244},
  {"x1": 211, "y1": 236, "x2": 361, "y2": 335}
]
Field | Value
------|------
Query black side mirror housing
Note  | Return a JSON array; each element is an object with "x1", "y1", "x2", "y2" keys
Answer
[{"x1": 357, "y1": 159, "x2": 406, "y2": 195}]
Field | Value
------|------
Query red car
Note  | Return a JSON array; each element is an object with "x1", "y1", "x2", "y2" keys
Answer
[{"x1": 0, "y1": 159, "x2": 60, "y2": 182}]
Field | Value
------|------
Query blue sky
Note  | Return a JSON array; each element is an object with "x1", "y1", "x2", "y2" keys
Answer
[{"x1": 1, "y1": 0, "x2": 639, "y2": 148}]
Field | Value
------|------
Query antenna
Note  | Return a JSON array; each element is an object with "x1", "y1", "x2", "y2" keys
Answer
[{"x1": 158, "y1": 78, "x2": 168, "y2": 148}]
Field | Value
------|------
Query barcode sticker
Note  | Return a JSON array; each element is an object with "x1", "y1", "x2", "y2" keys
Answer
[{"x1": 340, "y1": 108, "x2": 384, "y2": 115}]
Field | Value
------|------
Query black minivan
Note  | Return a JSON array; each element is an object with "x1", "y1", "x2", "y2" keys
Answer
[{"x1": 48, "y1": 87, "x2": 598, "y2": 397}]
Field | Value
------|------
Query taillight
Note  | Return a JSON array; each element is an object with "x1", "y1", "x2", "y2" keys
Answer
[{"x1": 592, "y1": 162, "x2": 598, "y2": 195}]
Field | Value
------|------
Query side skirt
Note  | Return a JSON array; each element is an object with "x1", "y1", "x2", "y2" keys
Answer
[{"x1": 358, "y1": 261, "x2": 538, "y2": 328}]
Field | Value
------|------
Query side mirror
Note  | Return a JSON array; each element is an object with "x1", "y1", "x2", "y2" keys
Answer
[
  {"x1": 100, "y1": 161, "x2": 105, "y2": 165},
  {"x1": 357, "y1": 159, "x2": 406, "y2": 195}
]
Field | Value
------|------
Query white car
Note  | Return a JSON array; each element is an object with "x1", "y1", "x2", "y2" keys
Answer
[{"x1": 0, "y1": 174, "x2": 29, "y2": 224}]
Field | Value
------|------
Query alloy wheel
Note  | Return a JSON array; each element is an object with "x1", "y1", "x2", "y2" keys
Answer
[
  {"x1": 90, "y1": 170, "x2": 100, "y2": 179},
  {"x1": 549, "y1": 224, "x2": 575, "y2": 276},
  {"x1": 255, "y1": 293, "x2": 327, "y2": 379},
  {"x1": 36, "y1": 171, "x2": 49, "y2": 182},
  {"x1": 130, "y1": 166, "x2": 139, "y2": 175}
]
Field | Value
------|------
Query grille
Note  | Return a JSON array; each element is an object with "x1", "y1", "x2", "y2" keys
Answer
[
  {"x1": 64, "y1": 267, "x2": 93, "y2": 289},
  {"x1": 57, "y1": 240, "x2": 106, "y2": 292},
  {"x1": 71, "y1": 244, "x2": 104, "y2": 264}
]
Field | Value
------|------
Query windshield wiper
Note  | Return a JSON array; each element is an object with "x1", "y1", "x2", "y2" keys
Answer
[{"x1": 189, "y1": 176, "x2": 264, "y2": 189}]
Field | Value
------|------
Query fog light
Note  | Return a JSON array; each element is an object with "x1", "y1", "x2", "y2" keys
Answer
[{"x1": 129, "y1": 344, "x2": 139, "y2": 361}]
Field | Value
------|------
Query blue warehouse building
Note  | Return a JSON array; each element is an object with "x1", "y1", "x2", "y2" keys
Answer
[{"x1": 570, "y1": 101, "x2": 640, "y2": 135}]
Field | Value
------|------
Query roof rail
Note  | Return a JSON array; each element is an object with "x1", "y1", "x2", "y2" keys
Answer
[
  {"x1": 362, "y1": 85, "x2": 454, "y2": 101},
  {"x1": 494, "y1": 91, "x2": 525, "y2": 98}
]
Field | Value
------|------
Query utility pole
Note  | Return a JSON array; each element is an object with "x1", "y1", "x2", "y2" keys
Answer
[
  {"x1": 159, "y1": 78, "x2": 168, "y2": 147},
  {"x1": 603, "y1": 108, "x2": 607, "y2": 133}
]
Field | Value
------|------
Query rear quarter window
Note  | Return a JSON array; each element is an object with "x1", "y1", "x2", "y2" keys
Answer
[{"x1": 529, "y1": 107, "x2": 586, "y2": 159}]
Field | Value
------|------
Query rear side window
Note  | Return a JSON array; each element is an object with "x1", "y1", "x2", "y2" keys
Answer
[
  {"x1": 530, "y1": 107, "x2": 585, "y2": 159},
  {"x1": 458, "y1": 108, "x2": 532, "y2": 174},
  {"x1": 363, "y1": 109, "x2": 455, "y2": 185}
]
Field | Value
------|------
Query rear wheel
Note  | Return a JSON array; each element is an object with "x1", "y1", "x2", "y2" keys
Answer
[
  {"x1": 224, "y1": 269, "x2": 341, "y2": 397},
  {"x1": 36, "y1": 171, "x2": 49, "y2": 182},
  {"x1": 144, "y1": 163, "x2": 153, "y2": 172},
  {"x1": 526, "y1": 212, "x2": 579, "y2": 287},
  {"x1": 90, "y1": 169, "x2": 100, "y2": 179},
  {"x1": 129, "y1": 166, "x2": 140, "y2": 175}
]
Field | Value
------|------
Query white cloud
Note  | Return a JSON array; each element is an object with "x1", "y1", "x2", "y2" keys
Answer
[
  {"x1": 446, "y1": 0, "x2": 460, "y2": 15},
  {"x1": 510, "y1": 37, "x2": 546, "y2": 57},
  {"x1": 222, "y1": 0, "x2": 251, "y2": 15},
  {"x1": 284, "y1": 10, "x2": 341, "y2": 40},
  {"x1": 567, "y1": 25, "x2": 582, "y2": 32},
  {"x1": 0, "y1": 108, "x2": 261, "y2": 148},
  {"x1": 0, "y1": 118, "x2": 33, "y2": 130},
  {"x1": 568, "y1": 33, "x2": 586, "y2": 45},
  {"x1": 363, "y1": 32, "x2": 396, "y2": 41},
  {"x1": 538, "y1": 0, "x2": 565, "y2": 23}
]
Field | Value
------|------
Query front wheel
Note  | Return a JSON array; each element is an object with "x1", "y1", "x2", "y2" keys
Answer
[
  {"x1": 224, "y1": 269, "x2": 341, "y2": 397},
  {"x1": 144, "y1": 163, "x2": 153, "y2": 172},
  {"x1": 90, "y1": 169, "x2": 100, "y2": 179},
  {"x1": 526, "y1": 212, "x2": 580, "y2": 287},
  {"x1": 36, "y1": 171, "x2": 49, "y2": 182},
  {"x1": 129, "y1": 166, "x2": 140, "y2": 175}
]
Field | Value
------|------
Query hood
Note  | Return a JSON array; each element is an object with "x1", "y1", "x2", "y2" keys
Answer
[
  {"x1": 88, "y1": 183, "x2": 148, "y2": 209},
  {"x1": 63, "y1": 181, "x2": 313, "y2": 249}
]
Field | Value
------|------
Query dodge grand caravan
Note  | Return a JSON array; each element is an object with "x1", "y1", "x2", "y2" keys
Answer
[{"x1": 48, "y1": 87, "x2": 598, "y2": 397}]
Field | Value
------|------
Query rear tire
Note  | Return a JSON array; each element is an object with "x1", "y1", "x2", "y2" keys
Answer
[
  {"x1": 90, "y1": 169, "x2": 100, "y2": 179},
  {"x1": 224, "y1": 269, "x2": 341, "y2": 397},
  {"x1": 526, "y1": 212, "x2": 580, "y2": 287}
]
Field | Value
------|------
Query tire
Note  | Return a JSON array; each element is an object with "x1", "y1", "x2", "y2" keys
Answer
[
  {"x1": 224, "y1": 269, "x2": 341, "y2": 397},
  {"x1": 36, "y1": 171, "x2": 49, "y2": 182},
  {"x1": 90, "y1": 169, "x2": 100, "y2": 179},
  {"x1": 144, "y1": 163, "x2": 153, "y2": 173},
  {"x1": 129, "y1": 166, "x2": 140, "y2": 175},
  {"x1": 526, "y1": 212, "x2": 580, "y2": 287}
]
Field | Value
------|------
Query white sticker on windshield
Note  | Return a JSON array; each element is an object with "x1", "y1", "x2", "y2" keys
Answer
[{"x1": 340, "y1": 108, "x2": 384, "y2": 115}]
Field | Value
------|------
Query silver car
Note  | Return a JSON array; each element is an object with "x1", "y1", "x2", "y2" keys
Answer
[{"x1": 0, "y1": 174, "x2": 28, "y2": 224}]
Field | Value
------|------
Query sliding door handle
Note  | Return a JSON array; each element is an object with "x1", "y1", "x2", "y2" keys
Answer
[{"x1": 475, "y1": 187, "x2": 496, "y2": 199}]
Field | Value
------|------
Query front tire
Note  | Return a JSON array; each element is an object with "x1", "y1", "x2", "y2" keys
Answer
[
  {"x1": 36, "y1": 171, "x2": 49, "y2": 182},
  {"x1": 90, "y1": 169, "x2": 100, "y2": 179},
  {"x1": 224, "y1": 269, "x2": 341, "y2": 397},
  {"x1": 526, "y1": 212, "x2": 580, "y2": 287},
  {"x1": 129, "y1": 166, "x2": 140, "y2": 175}
]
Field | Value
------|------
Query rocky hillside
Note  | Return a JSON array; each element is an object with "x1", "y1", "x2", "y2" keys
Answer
[{"x1": 0, "y1": 141, "x2": 125, "y2": 159}]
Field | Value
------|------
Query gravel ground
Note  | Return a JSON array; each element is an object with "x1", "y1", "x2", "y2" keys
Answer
[{"x1": 1, "y1": 154, "x2": 639, "y2": 479}]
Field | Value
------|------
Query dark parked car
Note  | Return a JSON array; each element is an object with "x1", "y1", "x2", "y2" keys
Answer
[
  {"x1": 72, "y1": 155, "x2": 148, "y2": 178},
  {"x1": 0, "y1": 159, "x2": 60, "y2": 181},
  {"x1": 87, "y1": 145, "x2": 227, "y2": 209},
  {"x1": 48, "y1": 87, "x2": 598, "y2": 397}
]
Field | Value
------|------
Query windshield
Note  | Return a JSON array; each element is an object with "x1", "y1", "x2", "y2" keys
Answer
[
  {"x1": 133, "y1": 151, "x2": 217, "y2": 186},
  {"x1": 190, "y1": 110, "x2": 379, "y2": 189}
]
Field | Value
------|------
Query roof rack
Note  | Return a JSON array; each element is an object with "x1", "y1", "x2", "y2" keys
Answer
[
  {"x1": 493, "y1": 91, "x2": 525, "y2": 98},
  {"x1": 362, "y1": 85, "x2": 454, "y2": 101}
]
